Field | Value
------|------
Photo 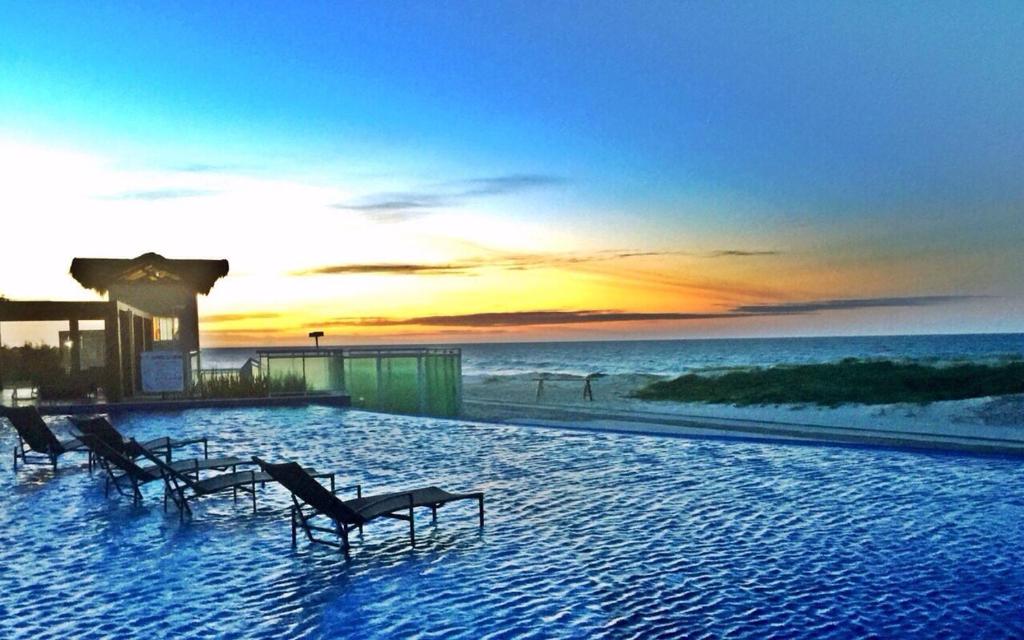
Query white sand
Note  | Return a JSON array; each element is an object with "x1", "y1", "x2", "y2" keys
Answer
[{"x1": 462, "y1": 373, "x2": 1024, "y2": 453}]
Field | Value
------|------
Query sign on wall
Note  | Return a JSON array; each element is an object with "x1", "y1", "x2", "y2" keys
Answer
[{"x1": 141, "y1": 351, "x2": 185, "y2": 393}]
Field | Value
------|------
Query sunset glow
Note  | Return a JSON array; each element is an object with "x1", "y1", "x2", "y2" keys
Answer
[{"x1": 2, "y1": 3, "x2": 1022, "y2": 347}]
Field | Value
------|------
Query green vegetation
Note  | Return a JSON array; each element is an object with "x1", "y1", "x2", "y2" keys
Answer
[
  {"x1": 1, "y1": 343, "x2": 62, "y2": 384},
  {"x1": 194, "y1": 375, "x2": 268, "y2": 399},
  {"x1": 268, "y1": 373, "x2": 308, "y2": 395},
  {"x1": 194, "y1": 373, "x2": 307, "y2": 398},
  {"x1": 0, "y1": 343, "x2": 96, "y2": 400},
  {"x1": 631, "y1": 359, "x2": 1024, "y2": 406}
]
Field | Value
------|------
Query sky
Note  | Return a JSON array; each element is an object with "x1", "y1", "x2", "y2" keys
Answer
[{"x1": 1, "y1": 2, "x2": 1022, "y2": 346}]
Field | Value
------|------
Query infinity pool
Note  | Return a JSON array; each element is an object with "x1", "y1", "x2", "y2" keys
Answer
[{"x1": 2, "y1": 406, "x2": 1022, "y2": 638}]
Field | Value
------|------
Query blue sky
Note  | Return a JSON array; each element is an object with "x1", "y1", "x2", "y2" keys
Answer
[{"x1": 1, "y1": 2, "x2": 1022, "y2": 344}]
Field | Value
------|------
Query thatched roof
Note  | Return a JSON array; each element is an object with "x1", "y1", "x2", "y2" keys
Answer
[{"x1": 70, "y1": 252, "x2": 229, "y2": 295}]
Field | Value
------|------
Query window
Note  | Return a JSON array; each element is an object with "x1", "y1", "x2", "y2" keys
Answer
[{"x1": 153, "y1": 317, "x2": 179, "y2": 341}]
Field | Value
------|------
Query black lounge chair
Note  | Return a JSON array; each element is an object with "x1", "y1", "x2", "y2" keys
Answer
[
  {"x1": 71, "y1": 416, "x2": 210, "y2": 468},
  {"x1": 4, "y1": 406, "x2": 87, "y2": 471},
  {"x1": 132, "y1": 440, "x2": 334, "y2": 521},
  {"x1": 79, "y1": 432, "x2": 243, "y2": 506},
  {"x1": 253, "y1": 456, "x2": 484, "y2": 557}
]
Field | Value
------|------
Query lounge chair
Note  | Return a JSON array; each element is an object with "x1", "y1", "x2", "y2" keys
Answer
[
  {"x1": 252, "y1": 456, "x2": 484, "y2": 557},
  {"x1": 132, "y1": 440, "x2": 333, "y2": 521},
  {"x1": 71, "y1": 415, "x2": 210, "y2": 467},
  {"x1": 79, "y1": 432, "x2": 243, "y2": 506},
  {"x1": 4, "y1": 406, "x2": 87, "y2": 471}
]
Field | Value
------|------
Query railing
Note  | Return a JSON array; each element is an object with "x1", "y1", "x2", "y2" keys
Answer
[{"x1": 256, "y1": 347, "x2": 461, "y2": 417}]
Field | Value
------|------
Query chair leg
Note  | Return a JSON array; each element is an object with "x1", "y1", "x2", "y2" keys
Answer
[
  {"x1": 409, "y1": 506, "x2": 416, "y2": 548},
  {"x1": 290, "y1": 506, "x2": 297, "y2": 546},
  {"x1": 478, "y1": 495, "x2": 485, "y2": 527},
  {"x1": 356, "y1": 486, "x2": 363, "y2": 536},
  {"x1": 251, "y1": 478, "x2": 257, "y2": 514},
  {"x1": 431, "y1": 504, "x2": 437, "y2": 523},
  {"x1": 178, "y1": 492, "x2": 191, "y2": 522},
  {"x1": 12, "y1": 447, "x2": 17, "y2": 471}
]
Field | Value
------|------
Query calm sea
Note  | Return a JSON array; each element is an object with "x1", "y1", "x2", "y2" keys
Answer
[{"x1": 202, "y1": 333, "x2": 1024, "y2": 377}]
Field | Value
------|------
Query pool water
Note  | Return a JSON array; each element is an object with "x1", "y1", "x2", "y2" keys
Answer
[{"x1": 1, "y1": 406, "x2": 1022, "y2": 639}]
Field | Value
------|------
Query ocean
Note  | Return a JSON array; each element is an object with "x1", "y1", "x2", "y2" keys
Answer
[{"x1": 201, "y1": 333, "x2": 1024, "y2": 377}]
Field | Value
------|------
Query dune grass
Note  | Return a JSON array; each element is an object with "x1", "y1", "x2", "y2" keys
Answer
[{"x1": 631, "y1": 359, "x2": 1024, "y2": 406}]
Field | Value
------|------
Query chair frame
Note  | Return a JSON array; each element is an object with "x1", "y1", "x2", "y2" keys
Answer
[
  {"x1": 132, "y1": 439, "x2": 335, "y2": 521},
  {"x1": 6, "y1": 407, "x2": 85, "y2": 471},
  {"x1": 82, "y1": 433, "x2": 236, "y2": 509},
  {"x1": 254, "y1": 457, "x2": 484, "y2": 558},
  {"x1": 136, "y1": 442, "x2": 254, "y2": 520},
  {"x1": 83, "y1": 435, "x2": 156, "y2": 505},
  {"x1": 71, "y1": 415, "x2": 209, "y2": 472}
]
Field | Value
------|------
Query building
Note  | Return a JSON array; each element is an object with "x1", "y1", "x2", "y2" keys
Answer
[{"x1": 0, "y1": 252, "x2": 228, "y2": 400}]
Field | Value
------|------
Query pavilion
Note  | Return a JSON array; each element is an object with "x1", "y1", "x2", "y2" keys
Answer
[{"x1": 0, "y1": 253, "x2": 228, "y2": 401}]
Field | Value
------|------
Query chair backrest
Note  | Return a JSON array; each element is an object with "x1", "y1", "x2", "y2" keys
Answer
[
  {"x1": 252, "y1": 456, "x2": 362, "y2": 524},
  {"x1": 73, "y1": 417, "x2": 127, "y2": 454},
  {"x1": 4, "y1": 406, "x2": 62, "y2": 453},
  {"x1": 81, "y1": 433, "x2": 152, "y2": 480},
  {"x1": 131, "y1": 440, "x2": 200, "y2": 490}
]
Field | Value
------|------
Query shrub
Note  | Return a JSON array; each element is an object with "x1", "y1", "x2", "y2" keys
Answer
[{"x1": 631, "y1": 359, "x2": 1024, "y2": 406}]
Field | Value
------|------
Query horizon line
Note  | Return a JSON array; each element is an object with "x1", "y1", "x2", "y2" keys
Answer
[{"x1": 199, "y1": 329, "x2": 1024, "y2": 351}]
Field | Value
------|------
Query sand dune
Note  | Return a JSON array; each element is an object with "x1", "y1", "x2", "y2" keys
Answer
[{"x1": 461, "y1": 373, "x2": 1024, "y2": 453}]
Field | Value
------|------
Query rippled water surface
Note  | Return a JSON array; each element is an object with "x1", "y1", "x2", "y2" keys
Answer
[{"x1": 2, "y1": 406, "x2": 1023, "y2": 639}]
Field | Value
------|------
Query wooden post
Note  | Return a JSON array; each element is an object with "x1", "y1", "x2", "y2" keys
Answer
[
  {"x1": 0, "y1": 319, "x2": 5, "y2": 392},
  {"x1": 104, "y1": 302, "x2": 123, "y2": 402},
  {"x1": 69, "y1": 318, "x2": 82, "y2": 375},
  {"x1": 180, "y1": 295, "x2": 200, "y2": 353}
]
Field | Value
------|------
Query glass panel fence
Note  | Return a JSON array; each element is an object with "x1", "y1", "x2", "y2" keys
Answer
[{"x1": 251, "y1": 348, "x2": 461, "y2": 417}]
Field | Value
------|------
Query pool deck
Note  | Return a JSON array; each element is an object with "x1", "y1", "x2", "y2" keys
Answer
[
  {"x1": 28, "y1": 393, "x2": 351, "y2": 416},
  {"x1": 464, "y1": 399, "x2": 1024, "y2": 458}
]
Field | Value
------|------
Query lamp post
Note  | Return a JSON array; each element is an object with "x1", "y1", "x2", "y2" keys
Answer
[{"x1": 308, "y1": 330, "x2": 324, "y2": 350}]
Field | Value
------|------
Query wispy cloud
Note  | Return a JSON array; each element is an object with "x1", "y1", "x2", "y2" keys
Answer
[
  {"x1": 293, "y1": 249, "x2": 674, "y2": 278},
  {"x1": 320, "y1": 310, "x2": 737, "y2": 328},
  {"x1": 707, "y1": 250, "x2": 781, "y2": 258},
  {"x1": 336, "y1": 198, "x2": 441, "y2": 212},
  {"x1": 331, "y1": 173, "x2": 566, "y2": 220},
  {"x1": 102, "y1": 188, "x2": 219, "y2": 200},
  {"x1": 445, "y1": 174, "x2": 566, "y2": 197},
  {"x1": 294, "y1": 247, "x2": 783, "y2": 278},
  {"x1": 311, "y1": 295, "x2": 982, "y2": 329},
  {"x1": 200, "y1": 312, "x2": 283, "y2": 323},
  {"x1": 731, "y1": 295, "x2": 986, "y2": 314},
  {"x1": 200, "y1": 328, "x2": 293, "y2": 339},
  {"x1": 295, "y1": 264, "x2": 471, "y2": 276},
  {"x1": 330, "y1": 194, "x2": 443, "y2": 223}
]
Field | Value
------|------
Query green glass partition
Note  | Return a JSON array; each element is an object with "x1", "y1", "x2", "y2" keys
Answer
[
  {"x1": 265, "y1": 355, "x2": 306, "y2": 394},
  {"x1": 344, "y1": 356, "x2": 379, "y2": 406},
  {"x1": 423, "y1": 354, "x2": 460, "y2": 416},
  {"x1": 378, "y1": 356, "x2": 420, "y2": 414},
  {"x1": 255, "y1": 348, "x2": 461, "y2": 417}
]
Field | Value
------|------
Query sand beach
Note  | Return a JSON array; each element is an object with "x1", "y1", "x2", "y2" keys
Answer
[{"x1": 462, "y1": 372, "x2": 1024, "y2": 456}]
